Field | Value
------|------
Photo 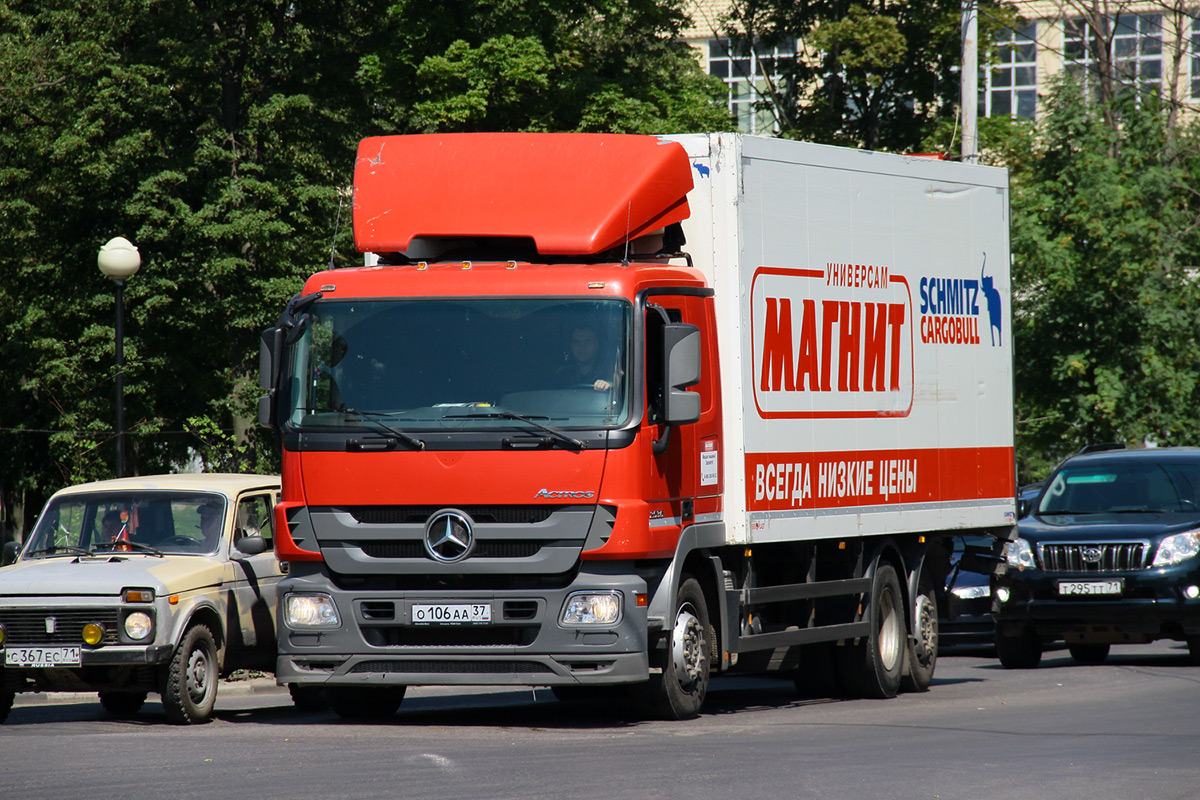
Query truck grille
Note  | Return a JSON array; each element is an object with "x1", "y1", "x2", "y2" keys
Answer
[
  {"x1": 349, "y1": 505, "x2": 560, "y2": 525},
  {"x1": 358, "y1": 541, "x2": 541, "y2": 559},
  {"x1": 1038, "y1": 542, "x2": 1149, "y2": 573},
  {"x1": 0, "y1": 609, "x2": 121, "y2": 645}
]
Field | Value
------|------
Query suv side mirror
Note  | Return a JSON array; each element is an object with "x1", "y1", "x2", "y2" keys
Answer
[
  {"x1": 663, "y1": 323, "x2": 701, "y2": 425},
  {"x1": 234, "y1": 534, "x2": 269, "y2": 556}
]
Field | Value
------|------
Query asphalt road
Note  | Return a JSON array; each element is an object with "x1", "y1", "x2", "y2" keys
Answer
[{"x1": 3, "y1": 641, "x2": 1198, "y2": 800}]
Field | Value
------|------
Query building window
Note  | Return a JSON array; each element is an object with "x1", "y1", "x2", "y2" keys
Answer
[
  {"x1": 1192, "y1": 16, "x2": 1200, "y2": 99},
  {"x1": 984, "y1": 23, "x2": 1037, "y2": 118},
  {"x1": 1064, "y1": 14, "x2": 1162, "y2": 98},
  {"x1": 707, "y1": 38, "x2": 796, "y2": 135}
]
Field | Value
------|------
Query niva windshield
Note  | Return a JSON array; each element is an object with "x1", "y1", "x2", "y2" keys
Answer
[
  {"x1": 286, "y1": 298, "x2": 632, "y2": 431},
  {"x1": 1038, "y1": 461, "x2": 1200, "y2": 515},
  {"x1": 25, "y1": 492, "x2": 227, "y2": 557}
]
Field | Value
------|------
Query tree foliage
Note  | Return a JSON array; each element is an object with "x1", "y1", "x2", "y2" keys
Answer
[
  {"x1": 0, "y1": 0, "x2": 727, "y2": 537},
  {"x1": 1008, "y1": 76, "x2": 1200, "y2": 481}
]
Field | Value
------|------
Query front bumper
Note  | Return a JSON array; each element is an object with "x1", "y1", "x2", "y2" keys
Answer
[
  {"x1": 277, "y1": 563, "x2": 651, "y2": 687},
  {"x1": 992, "y1": 560, "x2": 1200, "y2": 641}
]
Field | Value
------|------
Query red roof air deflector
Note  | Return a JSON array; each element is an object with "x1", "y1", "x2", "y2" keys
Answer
[{"x1": 352, "y1": 133, "x2": 694, "y2": 257}]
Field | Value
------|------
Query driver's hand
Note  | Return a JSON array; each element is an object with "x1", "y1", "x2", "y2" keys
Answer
[{"x1": 593, "y1": 379, "x2": 612, "y2": 391}]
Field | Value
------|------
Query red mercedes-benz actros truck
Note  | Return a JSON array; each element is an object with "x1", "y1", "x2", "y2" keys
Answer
[{"x1": 258, "y1": 132, "x2": 1015, "y2": 720}]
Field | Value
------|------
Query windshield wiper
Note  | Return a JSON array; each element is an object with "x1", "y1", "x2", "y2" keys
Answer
[
  {"x1": 444, "y1": 410, "x2": 586, "y2": 451},
  {"x1": 24, "y1": 545, "x2": 92, "y2": 558},
  {"x1": 342, "y1": 408, "x2": 426, "y2": 450},
  {"x1": 93, "y1": 540, "x2": 164, "y2": 557}
]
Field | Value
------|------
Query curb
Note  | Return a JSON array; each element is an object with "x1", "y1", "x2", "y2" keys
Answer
[{"x1": 12, "y1": 677, "x2": 286, "y2": 706}]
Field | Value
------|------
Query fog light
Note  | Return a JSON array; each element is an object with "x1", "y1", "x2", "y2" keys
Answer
[
  {"x1": 561, "y1": 592, "x2": 622, "y2": 625},
  {"x1": 82, "y1": 623, "x2": 105, "y2": 646},
  {"x1": 1185, "y1": 585, "x2": 1200, "y2": 600},
  {"x1": 124, "y1": 611, "x2": 153, "y2": 640},
  {"x1": 285, "y1": 594, "x2": 340, "y2": 627},
  {"x1": 995, "y1": 587, "x2": 1011, "y2": 604}
]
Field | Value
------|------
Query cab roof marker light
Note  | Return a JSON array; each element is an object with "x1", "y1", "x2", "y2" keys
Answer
[{"x1": 507, "y1": 261, "x2": 518, "y2": 269}]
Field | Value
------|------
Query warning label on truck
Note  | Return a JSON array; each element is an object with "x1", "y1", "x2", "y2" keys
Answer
[{"x1": 750, "y1": 266, "x2": 913, "y2": 419}]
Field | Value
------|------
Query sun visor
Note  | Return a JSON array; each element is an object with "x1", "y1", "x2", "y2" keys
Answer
[{"x1": 352, "y1": 133, "x2": 694, "y2": 257}]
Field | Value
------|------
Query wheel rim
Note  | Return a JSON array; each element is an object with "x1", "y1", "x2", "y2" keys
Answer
[
  {"x1": 914, "y1": 592, "x2": 937, "y2": 660},
  {"x1": 671, "y1": 604, "x2": 706, "y2": 693},
  {"x1": 877, "y1": 586, "x2": 902, "y2": 672},
  {"x1": 186, "y1": 644, "x2": 215, "y2": 704}
]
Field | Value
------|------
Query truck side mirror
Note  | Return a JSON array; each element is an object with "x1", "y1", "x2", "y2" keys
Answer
[
  {"x1": 258, "y1": 327, "x2": 283, "y2": 428},
  {"x1": 663, "y1": 324, "x2": 701, "y2": 425}
]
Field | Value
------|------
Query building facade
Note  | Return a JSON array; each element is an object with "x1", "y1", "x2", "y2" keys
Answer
[{"x1": 681, "y1": 1, "x2": 1200, "y2": 133}]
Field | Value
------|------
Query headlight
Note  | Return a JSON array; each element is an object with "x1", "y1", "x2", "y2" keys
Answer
[
  {"x1": 951, "y1": 585, "x2": 990, "y2": 600},
  {"x1": 560, "y1": 592, "x2": 622, "y2": 625},
  {"x1": 124, "y1": 611, "x2": 153, "y2": 640},
  {"x1": 285, "y1": 594, "x2": 340, "y2": 627},
  {"x1": 1152, "y1": 531, "x2": 1200, "y2": 567},
  {"x1": 1004, "y1": 538, "x2": 1036, "y2": 569}
]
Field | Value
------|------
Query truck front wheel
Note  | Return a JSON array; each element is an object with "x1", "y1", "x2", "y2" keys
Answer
[
  {"x1": 160, "y1": 624, "x2": 219, "y2": 724},
  {"x1": 838, "y1": 562, "x2": 904, "y2": 699},
  {"x1": 639, "y1": 575, "x2": 710, "y2": 720},
  {"x1": 900, "y1": 575, "x2": 938, "y2": 693}
]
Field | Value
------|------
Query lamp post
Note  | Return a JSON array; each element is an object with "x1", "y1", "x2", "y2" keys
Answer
[{"x1": 97, "y1": 237, "x2": 141, "y2": 478}]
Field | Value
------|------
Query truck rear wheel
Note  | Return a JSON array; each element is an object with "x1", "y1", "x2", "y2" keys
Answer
[
  {"x1": 837, "y1": 562, "x2": 904, "y2": 699},
  {"x1": 328, "y1": 686, "x2": 406, "y2": 720},
  {"x1": 160, "y1": 623, "x2": 219, "y2": 724},
  {"x1": 99, "y1": 691, "x2": 148, "y2": 717},
  {"x1": 638, "y1": 575, "x2": 710, "y2": 720},
  {"x1": 900, "y1": 576, "x2": 938, "y2": 693}
]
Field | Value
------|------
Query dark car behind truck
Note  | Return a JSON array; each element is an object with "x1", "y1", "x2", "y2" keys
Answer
[{"x1": 993, "y1": 447, "x2": 1200, "y2": 667}]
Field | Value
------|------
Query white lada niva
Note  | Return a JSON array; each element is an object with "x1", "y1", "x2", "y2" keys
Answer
[{"x1": 0, "y1": 473, "x2": 321, "y2": 723}]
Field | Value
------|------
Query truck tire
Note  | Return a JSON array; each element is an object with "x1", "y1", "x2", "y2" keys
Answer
[
  {"x1": 1068, "y1": 643, "x2": 1110, "y2": 665},
  {"x1": 288, "y1": 684, "x2": 329, "y2": 712},
  {"x1": 837, "y1": 562, "x2": 904, "y2": 699},
  {"x1": 900, "y1": 576, "x2": 938, "y2": 693},
  {"x1": 638, "y1": 575, "x2": 710, "y2": 720},
  {"x1": 99, "y1": 691, "x2": 148, "y2": 717},
  {"x1": 995, "y1": 625, "x2": 1042, "y2": 669},
  {"x1": 160, "y1": 623, "x2": 219, "y2": 724},
  {"x1": 327, "y1": 686, "x2": 405, "y2": 720}
]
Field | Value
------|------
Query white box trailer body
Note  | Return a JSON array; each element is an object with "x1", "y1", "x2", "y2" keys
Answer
[{"x1": 665, "y1": 133, "x2": 1015, "y2": 546}]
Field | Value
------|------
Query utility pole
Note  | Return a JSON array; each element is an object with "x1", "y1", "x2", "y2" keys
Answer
[{"x1": 961, "y1": 0, "x2": 979, "y2": 163}]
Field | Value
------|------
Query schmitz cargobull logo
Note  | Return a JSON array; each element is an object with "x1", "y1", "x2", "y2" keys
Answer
[{"x1": 751, "y1": 265, "x2": 914, "y2": 419}]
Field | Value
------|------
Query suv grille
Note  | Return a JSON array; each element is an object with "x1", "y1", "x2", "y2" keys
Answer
[
  {"x1": 1038, "y1": 542, "x2": 1149, "y2": 573},
  {"x1": 0, "y1": 609, "x2": 121, "y2": 645}
]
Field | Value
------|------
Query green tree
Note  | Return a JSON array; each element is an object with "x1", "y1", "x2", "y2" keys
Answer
[
  {"x1": 1008, "y1": 76, "x2": 1200, "y2": 482},
  {"x1": 0, "y1": 0, "x2": 728, "y2": 538}
]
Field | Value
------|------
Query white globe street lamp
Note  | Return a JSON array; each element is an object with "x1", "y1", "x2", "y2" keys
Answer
[{"x1": 98, "y1": 237, "x2": 141, "y2": 477}]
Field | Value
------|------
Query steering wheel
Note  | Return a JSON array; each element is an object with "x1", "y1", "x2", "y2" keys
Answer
[{"x1": 159, "y1": 536, "x2": 197, "y2": 547}]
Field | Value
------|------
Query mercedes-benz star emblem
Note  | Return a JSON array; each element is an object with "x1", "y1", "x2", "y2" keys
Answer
[{"x1": 424, "y1": 510, "x2": 474, "y2": 563}]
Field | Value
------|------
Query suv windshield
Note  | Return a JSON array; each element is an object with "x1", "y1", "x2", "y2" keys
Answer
[
  {"x1": 286, "y1": 298, "x2": 632, "y2": 431},
  {"x1": 1038, "y1": 460, "x2": 1200, "y2": 515},
  {"x1": 24, "y1": 492, "x2": 228, "y2": 557}
]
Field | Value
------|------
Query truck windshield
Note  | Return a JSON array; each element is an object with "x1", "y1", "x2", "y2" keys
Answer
[
  {"x1": 24, "y1": 492, "x2": 228, "y2": 557},
  {"x1": 286, "y1": 298, "x2": 632, "y2": 431}
]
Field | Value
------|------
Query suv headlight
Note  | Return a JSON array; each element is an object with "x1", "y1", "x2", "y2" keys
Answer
[
  {"x1": 285, "y1": 594, "x2": 340, "y2": 627},
  {"x1": 1152, "y1": 531, "x2": 1200, "y2": 567},
  {"x1": 1004, "y1": 538, "x2": 1036, "y2": 569},
  {"x1": 561, "y1": 592, "x2": 622, "y2": 625}
]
